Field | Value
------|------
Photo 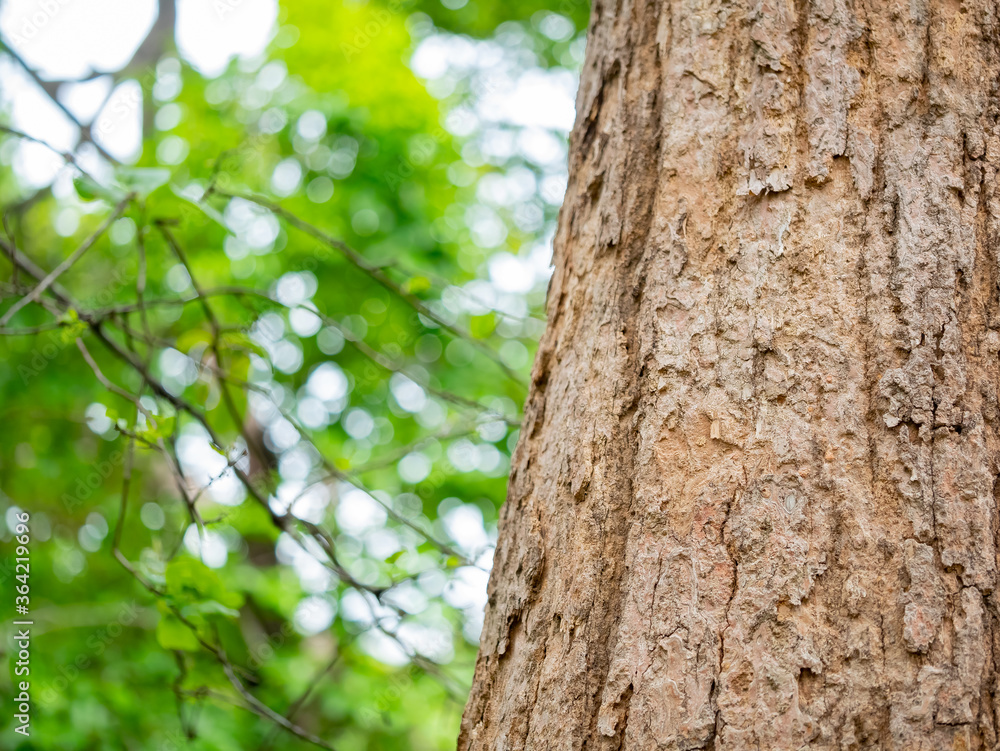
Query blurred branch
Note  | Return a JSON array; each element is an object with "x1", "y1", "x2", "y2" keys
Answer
[
  {"x1": 1, "y1": 121, "x2": 509, "y2": 740},
  {"x1": 0, "y1": 0, "x2": 176, "y2": 158},
  {"x1": 257, "y1": 649, "x2": 345, "y2": 751},
  {"x1": 156, "y1": 222, "x2": 276, "y2": 489},
  {"x1": 75, "y1": 337, "x2": 153, "y2": 420},
  {"x1": 0, "y1": 195, "x2": 131, "y2": 326},
  {"x1": 81, "y1": 286, "x2": 520, "y2": 425},
  {"x1": 207, "y1": 188, "x2": 528, "y2": 390},
  {"x1": 0, "y1": 40, "x2": 120, "y2": 164},
  {"x1": 125, "y1": 0, "x2": 177, "y2": 74},
  {"x1": 0, "y1": 125, "x2": 96, "y2": 181},
  {"x1": 220, "y1": 661, "x2": 339, "y2": 751}
]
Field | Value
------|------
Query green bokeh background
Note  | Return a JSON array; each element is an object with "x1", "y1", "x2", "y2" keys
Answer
[{"x1": 0, "y1": 0, "x2": 587, "y2": 748}]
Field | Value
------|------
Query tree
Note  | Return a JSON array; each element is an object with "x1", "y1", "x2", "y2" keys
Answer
[
  {"x1": 0, "y1": 2, "x2": 591, "y2": 749},
  {"x1": 460, "y1": 2, "x2": 1000, "y2": 749}
]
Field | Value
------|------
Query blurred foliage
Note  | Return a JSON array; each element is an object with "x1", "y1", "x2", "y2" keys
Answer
[{"x1": 0, "y1": 0, "x2": 585, "y2": 749}]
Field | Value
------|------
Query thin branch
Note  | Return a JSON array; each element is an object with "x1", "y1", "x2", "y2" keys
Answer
[
  {"x1": 157, "y1": 223, "x2": 259, "y2": 469},
  {"x1": 0, "y1": 321, "x2": 68, "y2": 335},
  {"x1": 75, "y1": 337, "x2": 154, "y2": 421},
  {"x1": 82, "y1": 286, "x2": 518, "y2": 425},
  {"x1": 227, "y1": 288, "x2": 518, "y2": 425},
  {"x1": 207, "y1": 188, "x2": 526, "y2": 389},
  {"x1": 0, "y1": 125, "x2": 95, "y2": 182},
  {"x1": 0, "y1": 235, "x2": 77, "y2": 308},
  {"x1": 189, "y1": 449, "x2": 247, "y2": 506},
  {"x1": 0, "y1": 39, "x2": 121, "y2": 164},
  {"x1": 256, "y1": 648, "x2": 346, "y2": 751},
  {"x1": 220, "y1": 661, "x2": 338, "y2": 751},
  {"x1": 0, "y1": 196, "x2": 131, "y2": 325}
]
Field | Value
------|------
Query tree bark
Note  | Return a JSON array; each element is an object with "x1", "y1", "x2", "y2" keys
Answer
[{"x1": 460, "y1": 1, "x2": 1000, "y2": 748}]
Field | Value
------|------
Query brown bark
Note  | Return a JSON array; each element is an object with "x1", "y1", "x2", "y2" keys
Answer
[{"x1": 460, "y1": 1, "x2": 1000, "y2": 749}]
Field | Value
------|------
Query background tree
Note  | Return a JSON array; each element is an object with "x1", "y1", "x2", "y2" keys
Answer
[
  {"x1": 0, "y1": 0, "x2": 589, "y2": 748},
  {"x1": 461, "y1": 2, "x2": 1000, "y2": 749}
]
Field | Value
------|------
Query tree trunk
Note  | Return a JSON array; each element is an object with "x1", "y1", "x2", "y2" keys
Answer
[{"x1": 460, "y1": 1, "x2": 1000, "y2": 748}]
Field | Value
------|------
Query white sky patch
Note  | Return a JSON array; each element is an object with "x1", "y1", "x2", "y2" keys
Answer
[
  {"x1": 398, "y1": 452, "x2": 432, "y2": 484},
  {"x1": 85, "y1": 402, "x2": 113, "y2": 434},
  {"x1": 0, "y1": 0, "x2": 276, "y2": 183},
  {"x1": 488, "y1": 252, "x2": 536, "y2": 294},
  {"x1": 389, "y1": 373, "x2": 426, "y2": 413},
  {"x1": 93, "y1": 79, "x2": 143, "y2": 162},
  {"x1": 383, "y1": 581, "x2": 429, "y2": 615},
  {"x1": 358, "y1": 629, "x2": 409, "y2": 667},
  {"x1": 412, "y1": 34, "x2": 577, "y2": 133},
  {"x1": 410, "y1": 34, "x2": 474, "y2": 79},
  {"x1": 339, "y1": 589, "x2": 377, "y2": 626},
  {"x1": 306, "y1": 362, "x2": 349, "y2": 403},
  {"x1": 365, "y1": 528, "x2": 402, "y2": 560},
  {"x1": 176, "y1": 0, "x2": 277, "y2": 78},
  {"x1": 183, "y1": 524, "x2": 229, "y2": 568},
  {"x1": 397, "y1": 621, "x2": 453, "y2": 664},
  {"x1": 335, "y1": 487, "x2": 387, "y2": 536},
  {"x1": 60, "y1": 76, "x2": 113, "y2": 122},
  {"x1": 477, "y1": 69, "x2": 577, "y2": 131},
  {"x1": 0, "y1": 59, "x2": 76, "y2": 184},
  {"x1": 443, "y1": 565, "x2": 489, "y2": 611},
  {"x1": 271, "y1": 481, "x2": 330, "y2": 524},
  {"x1": 442, "y1": 503, "x2": 489, "y2": 554},
  {"x1": 0, "y1": 0, "x2": 158, "y2": 79},
  {"x1": 294, "y1": 595, "x2": 336, "y2": 635},
  {"x1": 274, "y1": 270, "x2": 317, "y2": 307}
]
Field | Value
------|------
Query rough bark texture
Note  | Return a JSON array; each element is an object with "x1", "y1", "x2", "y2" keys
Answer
[{"x1": 460, "y1": 1, "x2": 1000, "y2": 749}]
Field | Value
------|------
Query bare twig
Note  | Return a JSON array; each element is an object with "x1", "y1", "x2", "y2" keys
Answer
[
  {"x1": 207, "y1": 188, "x2": 527, "y2": 389},
  {"x1": 0, "y1": 39, "x2": 121, "y2": 164},
  {"x1": 0, "y1": 196, "x2": 131, "y2": 325},
  {"x1": 75, "y1": 337, "x2": 153, "y2": 421},
  {"x1": 256, "y1": 647, "x2": 346, "y2": 751}
]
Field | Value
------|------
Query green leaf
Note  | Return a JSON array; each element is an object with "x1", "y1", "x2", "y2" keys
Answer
[
  {"x1": 137, "y1": 416, "x2": 175, "y2": 443},
  {"x1": 180, "y1": 600, "x2": 241, "y2": 619},
  {"x1": 165, "y1": 556, "x2": 243, "y2": 609},
  {"x1": 170, "y1": 185, "x2": 227, "y2": 228},
  {"x1": 56, "y1": 319, "x2": 89, "y2": 343},
  {"x1": 470, "y1": 313, "x2": 496, "y2": 339},
  {"x1": 156, "y1": 613, "x2": 200, "y2": 651},
  {"x1": 115, "y1": 167, "x2": 171, "y2": 197},
  {"x1": 73, "y1": 175, "x2": 124, "y2": 203},
  {"x1": 403, "y1": 276, "x2": 432, "y2": 294},
  {"x1": 218, "y1": 331, "x2": 267, "y2": 358},
  {"x1": 175, "y1": 328, "x2": 212, "y2": 353}
]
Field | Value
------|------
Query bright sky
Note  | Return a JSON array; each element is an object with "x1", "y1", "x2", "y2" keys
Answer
[{"x1": 0, "y1": 0, "x2": 278, "y2": 178}]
